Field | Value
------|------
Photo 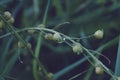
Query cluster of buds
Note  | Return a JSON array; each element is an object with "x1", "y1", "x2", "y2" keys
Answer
[
  {"x1": 18, "y1": 41, "x2": 32, "y2": 49},
  {"x1": 3, "y1": 11, "x2": 15, "y2": 24},
  {"x1": 27, "y1": 24, "x2": 45, "y2": 35},
  {"x1": 44, "y1": 33, "x2": 62, "y2": 42},
  {"x1": 0, "y1": 11, "x2": 15, "y2": 29},
  {"x1": 0, "y1": 9, "x2": 109, "y2": 80},
  {"x1": 72, "y1": 43, "x2": 83, "y2": 54},
  {"x1": 44, "y1": 29, "x2": 104, "y2": 54}
]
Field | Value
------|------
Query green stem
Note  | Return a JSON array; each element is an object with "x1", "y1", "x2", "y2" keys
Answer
[
  {"x1": 83, "y1": 47, "x2": 117, "y2": 80},
  {"x1": 97, "y1": 36, "x2": 119, "y2": 52},
  {"x1": 0, "y1": 12, "x2": 47, "y2": 80},
  {"x1": 84, "y1": 36, "x2": 119, "y2": 80},
  {"x1": 115, "y1": 36, "x2": 120, "y2": 76},
  {"x1": 33, "y1": 0, "x2": 50, "y2": 80},
  {"x1": 33, "y1": 33, "x2": 42, "y2": 80},
  {"x1": 33, "y1": 0, "x2": 39, "y2": 19},
  {"x1": 0, "y1": 16, "x2": 118, "y2": 79},
  {"x1": 42, "y1": 0, "x2": 50, "y2": 24}
]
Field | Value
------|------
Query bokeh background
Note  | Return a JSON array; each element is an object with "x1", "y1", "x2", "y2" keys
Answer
[{"x1": 0, "y1": 0, "x2": 120, "y2": 80}]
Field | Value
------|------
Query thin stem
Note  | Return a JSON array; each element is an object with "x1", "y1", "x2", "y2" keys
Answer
[
  {"x1": 0, "y1": 14, "x2": 47, "y2": 80},
  {"x1": 33, "y1": 33, "x2": 43, "y2": 80},
  {"x1": 0, "y1": 20, "x2": 117, "y2": 79},
  {"x1": 83, "y1": 47, "x2": 117, "y2": 80},
  {"x1": 97, "y1": 36, "x2": 119, "y2": 52},
  {"x1": 53, "y1": 22, "x2": 70, "y2": 30},
  {"x1": 115, "y1": 36, "x2": 120, "y2": 76},
  {"x1": 68, "y1": 70, "x2": 88, "y2": 80},
  {"x1": 84, "y1": 36, "x2": 119, "y2": 80},
  {"x1": 42, "y1": 0, "x2": 50, "y2": 24},
  {"x1": 33, "y1": 0, "x2": 39, "y2": 18},
  {"x1": 89, "y1": 49, "x2": 111, "y2": 64},
  {"x1": 33, "y1": 0, "x2": 50, "y2": 80},
  {"x1": 71, "y1": 34, "x2": 94, "y2": 40}
]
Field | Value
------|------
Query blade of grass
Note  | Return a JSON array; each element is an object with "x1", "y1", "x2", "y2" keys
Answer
[
  {"x1": 0, "y1": 49, "x2": 20, "y2": 76},
  {"x1": 115, "y1": 36, "x2": 120, "y2": 76},
  {"x1": 0, "y1": 37, "x2": 13, "y2": 73},
  {"x1": 33, "y1": 33, "x2": 43, "y2": 80},
  {"x1": 53, "y1": 0, "x2": 63, "y2": 16},
  {"x1": 73, "y1": 2, "x2": 120, "y2": 24},
  {"x1": 33, "y1": 0, "x2": 39, "y2": 19},
  {"x1": 97, "y1": 36, "x2": 119, "y2": 52},
  {"x1": 42, "y1": 0, "x2": 50, "y2": 25},
  {"x1": 54, "y1": 55, "x2": 91, "y2": 80}
]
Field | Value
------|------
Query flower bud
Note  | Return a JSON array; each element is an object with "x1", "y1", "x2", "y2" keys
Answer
[
  {"x1": 72, "y1": 43, "x2": 83, "y2": 54},
  {"x1": 44, "y1": 33, "x2": 53, "y2": 40},
  {"x1": 94, "y1": 30, "x2": 104, "y2": 39},
  {"x1": 47, "y1": 73, "x2": 54, "y2": 79},
  {"x1": 8, "y1": 17, "x2": 15, "y2": 24},
  {"x1": 38, "y1": 24, "x2": 45, "y2": 28},
  {"x1": 3, "y1": 11, "x2": 12, "y2": 19},
  {"x1": 27, "y1": 43, "x2": 32, "y2": 49},
  {"x1": 95, "y1": 66, "x2": 104, "y2": 75},
  {"x1": 52, "y1": 33, "x2": 62, "y2": 42},
  {"x1": 27, "y1": 29, "x2": 35, "y2": 35},
  {"x1": 18, "y1": 41, "x2": 25, "y2": 48}
]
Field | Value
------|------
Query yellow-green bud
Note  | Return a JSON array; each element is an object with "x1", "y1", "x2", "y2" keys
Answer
[
  {"x1": 94, "y1": 30, "x2": 104, "y2": 39},
  {"x1": 38, "y1": 24, "x2": 45, "y2": 28},
  {"x1": 8, "y1": 17, "x2": 15, "y2": 24},
  {"x1": 27, "y1": 29, "x2": 35, "y2": 35},
  {"x1": 3, "y1": 11, "x2": 12, "y2": 19},
  {"x1": 27, "y1": 43, "x2": 32, "y2": 49},
  {"x1": 95, "y1": 66, "x2": 104, "y2": 75},
  {"x1": 47, "y1": 73, "x2": 54, "y2": 79},
  {"x1": 52, "y1": 33, "x2": 62, "y2": 42},
  {"x1": 18, "y1": 41, "x2": 25, "y2": 48},
  {"x1": 44, "y1": 33, "x2": 53, "y2": 40},
  {"x1": 72, "y1": 43, "x2": 83, "y2": 54}
]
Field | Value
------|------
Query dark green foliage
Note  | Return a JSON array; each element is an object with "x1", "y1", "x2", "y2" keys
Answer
[{"x1": 0, "y1": 0, "x2": 120, "y2": 80}]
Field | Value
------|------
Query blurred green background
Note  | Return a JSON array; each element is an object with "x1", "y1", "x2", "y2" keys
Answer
[{"x1": 0, "y1": 0, "x2": 120, "y2": 80}]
